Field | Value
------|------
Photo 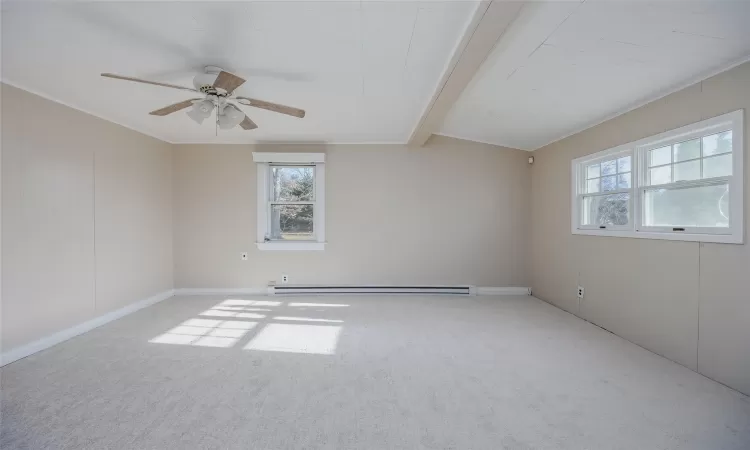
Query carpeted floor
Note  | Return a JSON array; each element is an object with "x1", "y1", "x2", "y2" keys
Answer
[{"x1": 1, "y1": 294, "x2": 749, "y2": 449}]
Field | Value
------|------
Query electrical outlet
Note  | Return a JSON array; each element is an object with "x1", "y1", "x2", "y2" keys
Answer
[
  {"x1": 281, "y1": 274, "x2": 289, "y2": 284},
  {"x1": 241, "y1": 252, "x2": 248, "y2": 261},
  {"x1": 577, "y1": 286, "x2": 584, "y2": 299}
]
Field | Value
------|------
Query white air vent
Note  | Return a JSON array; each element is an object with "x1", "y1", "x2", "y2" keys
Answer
[{"x1": 270, "y1": 285, "x2": 474, "y2": 296}]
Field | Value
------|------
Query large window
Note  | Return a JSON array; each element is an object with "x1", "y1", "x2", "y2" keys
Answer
[
  {"x1": 572, "y1": 110, "x2": 744, "y2": 244},
  {"x1": 254, "y1": 153, "x2": 325, "y2": 250}
]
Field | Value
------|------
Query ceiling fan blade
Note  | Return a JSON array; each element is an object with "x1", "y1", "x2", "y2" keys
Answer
[
  {"x1": 213, "y1": 71, "x2": 246, "y2": 94},
  {"x1": 149, "y1": 99, "x2": 201, "y2": 116},
  {"x1": 239, "y1": 115, "x2": 258, "y2": 130},
  {"x1": 235, "y1": 97, "x2": 305, "y2": 119},
  {"x1": 101, "y1": 73, "x2": 198, "y2": 93}
]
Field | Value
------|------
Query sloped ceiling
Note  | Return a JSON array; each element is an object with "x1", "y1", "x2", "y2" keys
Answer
[{"x1": 439, "y1": 0, "x2": 750, "y2": 150}]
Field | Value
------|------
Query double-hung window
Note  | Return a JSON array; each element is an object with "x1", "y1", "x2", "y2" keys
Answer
[
  {"x1": 253, "y1": 152, "x2": 326, "y2": 250},
  {"x1": 572, "y1": 110, "x2": 744, "y2": 243},
  {"x1": 578, "y1": 149, "x2": 633, "y2": 230}
]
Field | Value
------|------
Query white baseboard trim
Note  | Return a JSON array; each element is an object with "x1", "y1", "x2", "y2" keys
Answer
[
  {"x1": 0, "y1": 289, "x2": 175, "y2": 367},
  {"x1": 476, "y1": 287, "x2": 531, "y2": 296},
  {"x1": 174, "y1": 288, "x2": 270, "y2": 296}
]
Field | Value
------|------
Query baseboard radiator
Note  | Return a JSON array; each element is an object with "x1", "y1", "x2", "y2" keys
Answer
[{"x1": 270, "y1": 285, "x2": 474, "y2": 296}]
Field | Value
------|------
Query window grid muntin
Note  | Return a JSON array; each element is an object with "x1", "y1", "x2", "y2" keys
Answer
[
  {"x1": 585, "y1": 155, "x2": 632, "y2": 194},
  {"x1": 646, "y1": 130, "x2": 733, "y2": 186}
]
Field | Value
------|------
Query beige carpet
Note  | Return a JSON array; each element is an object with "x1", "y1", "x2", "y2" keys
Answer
[{"x1": 2, "y1": 294, "x2": 749, "y2": 449}]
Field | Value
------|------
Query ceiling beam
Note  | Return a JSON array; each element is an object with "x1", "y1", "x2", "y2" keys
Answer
[{"x1": 408, "y1": 1, "x2": 524, "y2": 147}]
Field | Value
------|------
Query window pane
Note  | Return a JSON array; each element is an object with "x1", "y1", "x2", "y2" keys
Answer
[
  {"x1": 586, "y1": 164, "x2": 600, "y2": 179},
  {"x1": 618, "y1": 173, "x2": 631, "y2": 189},
  {"x1": 601, "y1": 175, "x2": 617, "y2": 192},
  {"x1": 270, "y1": 205, "x2": 314, "y2": 240},
  {"x1": 703, "y1": 131, "x2": 732, "y2": 156},
  {"x1": 643, "y1": 184, "x2": 730, "y2": 228},
  {"x1": 587, "y1": 179, "x2": 600, "y2": 193},
  {"x1": 271, "y1": 167, "x2": 314, "y2": 201},
  {"x1": 673, "y1": 139, "x2": 700, "y2": 162},
  {"x1": 617, "y1": 156, "x2": 631, "y2": 173},
  {"x1": 650, "y1": 146, "x2": 671, "y2": 166},
  {"x1": 601, "y1": 160, "x2": 616, "y2": 176},
  {"x1": 703, "y1": 154, "x2": 732, "y2": 178},
  {"x1": 582, "y1": 193, "x2": 629, "y2": 226},
  {"x1": 674, "y1": 160, "x2": 700, "y2": 182},
  {"x1": 649, "y1": 165, "x2": 671, "y2": 185}
]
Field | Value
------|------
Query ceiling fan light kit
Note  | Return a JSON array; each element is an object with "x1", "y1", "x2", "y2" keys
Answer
[
  {"x1": 186, "y1": 101, "x2": 212, "y2": 124},
  {"x1": 101, "y1": 66, "x2": 306, "y2": 132},
  {"x1": 218, "y1": 104, "x2": 245, "y2": 130}
]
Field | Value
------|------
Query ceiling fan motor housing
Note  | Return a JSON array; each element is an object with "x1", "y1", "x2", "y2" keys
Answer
[
  {"x1": 193, "y1": 66, "x2": 230, "y2": 95},
  {"x1": 193, "y1": 72, "x2": 219, "y2": 94}
]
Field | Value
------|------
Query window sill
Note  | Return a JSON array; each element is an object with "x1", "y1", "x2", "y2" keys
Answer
[
  {"x1": 256, "y1": 242, "x2": 326, "y2": 251},
  {"x1": 572, "y1": 228, "x2": 742, "y2": 244}
]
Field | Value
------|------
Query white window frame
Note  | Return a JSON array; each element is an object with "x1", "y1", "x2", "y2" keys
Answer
[
  {"x1": 253, "y1": 152, "x2": 326, "y2": 251},
  {"x1": 573, "y1": 143, "x2": 634, "y2": 233},
  {"x1": 571, "y1": 110, "x2": 744, "y2": 244}
]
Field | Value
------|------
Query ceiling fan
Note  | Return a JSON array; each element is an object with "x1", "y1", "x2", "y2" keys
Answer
[{"x1": 101, "y1": 66, "x2": 306, "y2": 131}]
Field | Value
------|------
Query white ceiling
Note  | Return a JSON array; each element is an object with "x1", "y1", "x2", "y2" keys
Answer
[
  {"x1": 439, "y1": 0, "x2": 750, "y2": 150},
  {"x1": 4, "y1": 1, "x2": 750, "y2": 149},
  {"x1": 1, "y1": 1, "x2": 477, "y2": 144}
]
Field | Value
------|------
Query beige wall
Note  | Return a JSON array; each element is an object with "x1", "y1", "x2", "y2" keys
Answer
[
  {"x1": 531, "y1": 62, "x2": 750, "y2": 395},
  {"x1": 5, "y1": 62, "x2": 746, "y2": 396},
  {"x1": 173, "y1": 136, "x2": 531, "y2": 288},
  {"x1": 1, "y1": 84, "x2": 173, "y2": 352}
]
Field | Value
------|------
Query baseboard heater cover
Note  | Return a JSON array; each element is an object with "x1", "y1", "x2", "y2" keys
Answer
[{"x1": 270, "y1": 285, "x2": 474, "y2": 296}]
